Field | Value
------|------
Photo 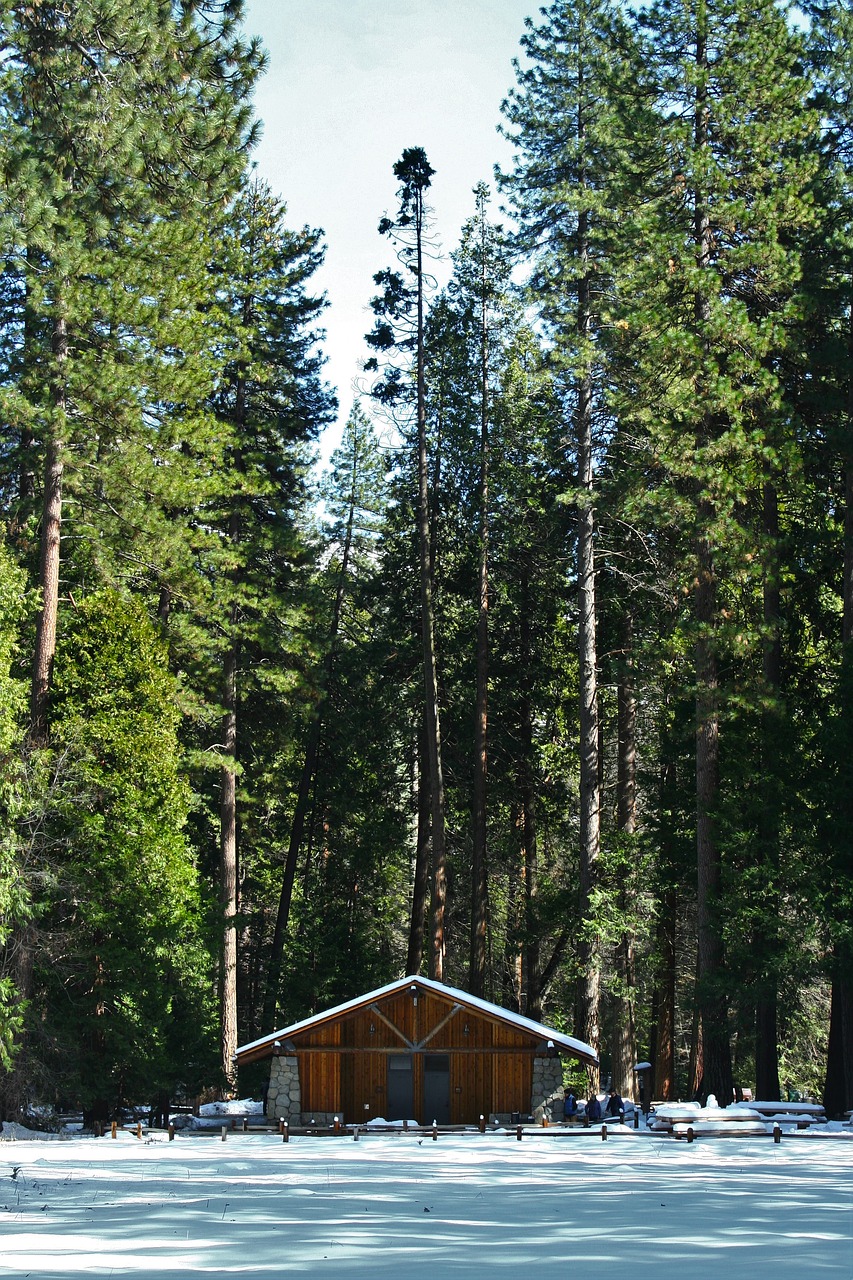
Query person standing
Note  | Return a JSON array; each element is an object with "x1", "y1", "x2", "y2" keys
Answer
[
  {"x1": 605, "y1": 1089, "x2": 625, "y2": 1122},
  {"x1": 563, "y1": 1089, "x2": 578, "y2": 1123}
]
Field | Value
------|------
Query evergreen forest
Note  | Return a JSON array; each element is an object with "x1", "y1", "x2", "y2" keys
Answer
[{"x1": 0, "y1": 0, "x2": 851, "y2": 1123}]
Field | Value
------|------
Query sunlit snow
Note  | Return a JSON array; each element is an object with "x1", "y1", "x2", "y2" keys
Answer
[{"x1": 1, "y1": 1126, "x2": 851, "y2": 1277}]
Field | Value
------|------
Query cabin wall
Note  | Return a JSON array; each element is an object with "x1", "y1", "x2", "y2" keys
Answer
[{"x1": 275, "y1": 989, "x2": 554, "y2": 1125}]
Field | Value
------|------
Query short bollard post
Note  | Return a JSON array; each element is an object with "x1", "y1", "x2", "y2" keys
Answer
[
  {"x1": 278, "y1": 1118, "x2": 284, "y2": 1135},
  {"x1": 601, "y1": 1124, "x2": 607, "y2": 1142},
  {"x1": 687, "y1": 1126, "x2": 694, "y2": 1144},
  {"x1": 432, "y1": 1120, "x2": 438, "y2": 1142},
  {"x1": 634, "y1": 1109, "x2": 640, "y2": 1130},
  {"x1": 136, "y1": 1122, "x2": 142, "y2": 1140},
  {"x1": 479, "y1": 1114, "x2": 486, "y2": 1134},
  {"x1": 221, "y1": 1125, "x2": 227, "y2": 1142},
  {"x1": 334, "y1": 1116, "x2": 341, "y2": 1135},
  {"x1": 282, "y1": 1122, "x2": 289, "y2": 1143},
  {"x1": 168, "y1": 1123, "x2": 175, "y2": 1142},
  {"x1": 353, "y1": 1126, "x2": 359, "y2": 1142},
  {"x1": 584, "y1": 1112, "x2": 590, "y2": 1128},
  {"x1": 403, "y1": 1119, "x2": 408, "y2": 1132},
  {"x1": 773, "y1": 1123, "x2": 781, "y2": 1144},
  {"x1": 111, "y1": 1121, "x2": 117, "y2": 1139},
  {"x1": 542, "y1": 1113, "x2": 549, "y2": 1128},
  {"x1": 516, "y1": 1125, "x2": 523, "y2": 1142},
  {"x1": 243, "y1": 1117, "x2": 248, "y2": 1133}
]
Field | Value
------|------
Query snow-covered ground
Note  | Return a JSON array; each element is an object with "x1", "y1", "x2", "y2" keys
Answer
[{"x1": 1, "y1": 1127, "x2": 851, "y2": 1278}]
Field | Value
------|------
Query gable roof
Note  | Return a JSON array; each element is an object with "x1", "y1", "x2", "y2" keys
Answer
[{"x1": 235, "y1": 975, "x2": 598, "y2": 1066}]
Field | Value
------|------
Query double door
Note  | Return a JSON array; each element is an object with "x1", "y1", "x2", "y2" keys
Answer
[{"x1": 386, "y1": 1053, "x2": 450, "y2": 1124}]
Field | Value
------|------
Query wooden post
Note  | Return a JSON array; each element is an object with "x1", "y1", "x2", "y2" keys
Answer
[
  {"x1": 136, "y1": 1122, "x2": 142, "y2": 1140},
  {"x1": 221, "y1": 1125, "x2": 227, "y2": 1142},
  {"x1": 601, "y1": 1124, "x2": 607, "y2": 1141},
  {"x1": 278, "y1": 1118, "x2": 284, "y2": 1135},
  {"x1": 432, "y1": 1120, "x2": 438, "y2": 1142},
  {"x1": 353, "y1": 1126, "x2": 359, "y2": 1141},
  {"x1": 516, "y1": 1125, "x2": 522, "y2": 1142},
  {"x1": 542, "y1": 1113, "x2": 548, "y2": 1128},
  {"x1": 634, "y1": 1109, "x2": 639, "y2": 1129},
  {"x1": 479, "y1": 1114, "x2": 486, "y2": 1134},
  {"x1": 242, "y1": 1117, "x2": 248, "y2": 1133},
  {"x1": 334, "y1": 1116, "x2": 341, "y2": 1134},
  {"x1": 111, "y1": 1121, "x2": 117, "y2": 1139},
  {"x1": 282, "y1": 1122, "x2": 289, "y2": 1144},
  {"x1": 168, "y1": 1123, "x2": 175, "y2": 1142},
  {"x1": 687, "y1": 1126, "x2": 694, "y2": 1144},
  {"x1": 773, "y1": 1123, "x2": 781, "y2": 1144}
]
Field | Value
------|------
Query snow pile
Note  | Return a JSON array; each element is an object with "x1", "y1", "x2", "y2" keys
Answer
[
  {"x1": 197, "y1": 1098, "x2": 264, "y2": 1117},
  {"x1": 363, "y1": 1117, "x2": 420, "y2": 1128},
  {"x1": 649, "y1": 1096, "x2": 834, "y2": 1136},
  {"x1": 173, "y1": 1098, "x2": 265, "y2": 1132},
  {"x1": 0, "y1": 1121, "x2": 62, "y2": 1142}
]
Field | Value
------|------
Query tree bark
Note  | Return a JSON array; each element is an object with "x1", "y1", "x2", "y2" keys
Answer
[
  {"x1": 470, "y1": 214, "x2": 490, "y2": 996},
  {"x1": 824, "y1": 305, "x2": 853, "y2": 1115},
  {"x1": 406, "y1": 718, "x2": 431, "y2": 976},
  {"x1": 613, "y1": 610, "x2": 637, "y2": 1097},
  {"x1": 573, "y1": 202, "x2": 601, "y2": 1070},
  {"x1": 219, "y1": 633, "x2": 239, "y2": 1092},
  {"x1": 513, "y1": 560, "x2": 542, "y2": 1018},
  {"x1": 653, "y1": 888, "x2": 677, "y2": 1102},
  {"x1": 755, "y1": 480, "x2": 782, "y2": 1100},
  {"x1": 692, "y1": 12, "x2": 733, "y2": 1106},
  {"x1": 30, "y1": 312, "x2": 68, "y2": 743},
  {"x1": 413, "y1": 194, "x2": 448, "y2": 983}
]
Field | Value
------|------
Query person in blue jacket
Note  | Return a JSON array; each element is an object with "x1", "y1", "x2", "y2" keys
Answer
[
  {"x1": 586, "y1": 1094, "x2": 602, "y2": 1122},
  {"x1": 563, "y1": 1089, "x2": 578, "y2": 1123}
]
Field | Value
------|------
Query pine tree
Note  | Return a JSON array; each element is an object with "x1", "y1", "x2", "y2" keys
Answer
[
  {"x1": 365, "y1": 149, "x2": 450, "y2": 980},
  {"x1": 202, "y1": 180, "x2": 333, "y2": 1074},
  {"x1": 499, "y1": 0, "x2": 648, "y2": 1070},
  {"x1": 0, "y1": 0, "x2": 261, "y2": 743},
  {"x1": 619, "y1": 0, "x2": 821, "y2": 1101}
]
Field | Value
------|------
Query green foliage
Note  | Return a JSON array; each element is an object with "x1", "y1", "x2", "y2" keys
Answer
[{"x1": 24, "y1": 591, "x2": 216, "y2": 1108}]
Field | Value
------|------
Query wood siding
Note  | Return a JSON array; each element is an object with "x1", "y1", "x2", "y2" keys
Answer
[{"x1": 291, "y1": 987, "x2": 540, "y2": 1124}]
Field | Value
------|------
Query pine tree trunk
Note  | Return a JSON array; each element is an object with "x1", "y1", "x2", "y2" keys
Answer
[
  {"x1": 406, "y1": 719, "x2": 431, "y2": 975},
  {"x1": 30, "y1": 312, "x2": 67, "y2": 743},
  {"x1": 219, "y1": 636, "x2": 239, "y2": 1092},
  {"x1": 519, "y1": 563, "x2": 541, "y2": 1019},
  {"x1": 755, "y1": 481, "x2": 782, "y2": 1100},
  {"x1": 613, "y1": 610, "x2": 637, "y2": 1097},
  {"x1": 469, "y1": 252, "x2": 490, "y2": 997},
  {"x1": 824, "y1": 307, "x2": 853, "y2": 1115},
  {"x1": 693, "y1": 17, "x2": 733, "y2": 1106},
  {"x1": 653, "y1": 888, "x2": 677, "y2": 1102},
  {"x1": 413, "y1": 197, "x2": 448, "y2": 982},
  {"x1": 574, "y1": 216, "x2": 601, "y2": 1067}
]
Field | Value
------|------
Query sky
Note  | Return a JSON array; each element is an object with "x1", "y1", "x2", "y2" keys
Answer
[
  {"x1": 3, "y1": 1128, "x2": 852, "y2": 1277},
  {"x1": 242, "y1": 0, "x2": 537, "y2": 460}
]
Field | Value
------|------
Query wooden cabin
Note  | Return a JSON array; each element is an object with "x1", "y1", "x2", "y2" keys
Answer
[{"x1": 235, "y1": 976, "x2": 598, "y2": 1127}]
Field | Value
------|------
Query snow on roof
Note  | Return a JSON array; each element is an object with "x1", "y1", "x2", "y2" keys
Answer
[{"x1": 236, "y1": 975, "x2": 598, "y2": 1064}]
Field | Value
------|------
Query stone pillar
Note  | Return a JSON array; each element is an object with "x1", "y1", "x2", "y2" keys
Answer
[
  {"x1": 532, "y1": 1054, "x2": 564, "y2": 1123},
  {"x1": 265, "y1": 1055, "x2": 301, "y2": 1122}
]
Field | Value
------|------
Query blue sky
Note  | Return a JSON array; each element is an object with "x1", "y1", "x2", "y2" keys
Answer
[{"x1": 242, "y1": 0, "x2": 536, "y2": 457}]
